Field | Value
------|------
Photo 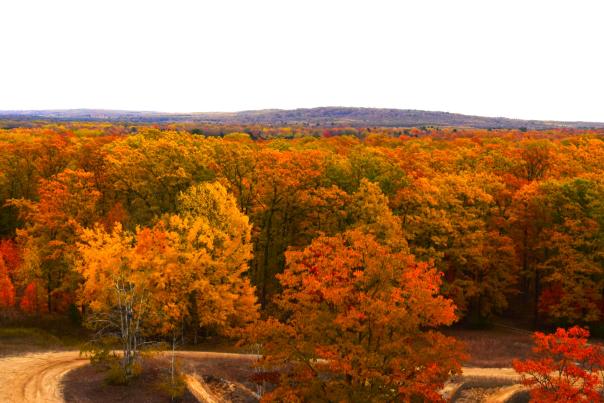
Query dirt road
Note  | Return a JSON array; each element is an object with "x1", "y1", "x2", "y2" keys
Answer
[
  {"x1": 0, "y1": 351, "x2": 88, "y2": 403},
  {"x1": 0, "y1": 351, "x2": 258, "y2": 403},
  {"x1": 0, "y1": 350, "x2": 520, "y2": 402}
]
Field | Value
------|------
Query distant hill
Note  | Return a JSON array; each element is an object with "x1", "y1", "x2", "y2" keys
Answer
[{"x1": 1, "y1": 107, "x2": 604, "y2": 129}]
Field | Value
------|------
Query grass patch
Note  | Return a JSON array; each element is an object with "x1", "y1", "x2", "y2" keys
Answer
[
  {"x1": 0, "y1": 315, "x2": 90, "y2": 356},
  {"x1": 0, "y1": 326, "x2": 67, "y2": 356},
  {"x1": 0, "y1": 327, "x2": 63, "y2": 346}
]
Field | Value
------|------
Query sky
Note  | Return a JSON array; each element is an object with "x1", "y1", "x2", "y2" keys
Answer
[{"x1": 1, "y1": 0, "x2": 603, "y2": 121}]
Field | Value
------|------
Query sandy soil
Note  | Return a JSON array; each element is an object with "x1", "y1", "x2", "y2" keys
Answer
[
  {"x1": 62, "y1": 359, "x2": 199, "y2": 403},
  {"x1": 0, "y1": 351, "x2": 88, "y2": 403},
  {"x1": 461, "y1": 367, "x2": 519, "y2": 380},
  {"x1": 0, "y1": 350, "x2": 523, "y2": 403},
  {"x1": 0, "y1": 351, "x2": 259, "y2": 403}
]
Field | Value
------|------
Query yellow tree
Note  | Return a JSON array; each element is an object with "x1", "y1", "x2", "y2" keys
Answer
[
  {"x1": 103, "y1": 131, "x2": 214, "y2": 224},
  {"x1": 77, "y1": 224, "x2": 156, "y2": 377},
  {"x1": 77, "y1": 182, "x2": 258, "y2": 380},
  {"x1": 349, "y1": 178, "x2": 406, "y2": 251},
  {"x1": 169, "y1": 181, "x2": 258, "y2": 336},
  {"x1": 210, "y1": 138, "x2": 258, "y2": 215}
]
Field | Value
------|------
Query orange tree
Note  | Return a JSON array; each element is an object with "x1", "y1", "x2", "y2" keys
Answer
[
  {"x1": 250, "y1": 230, "x2": 464, "y2": 402},
  {"x1": 11, "y1": 169, "x2": 101, "y2": 313},
  {"x1": 513, "y1": 326, "x2": 604, "y2": 402}
]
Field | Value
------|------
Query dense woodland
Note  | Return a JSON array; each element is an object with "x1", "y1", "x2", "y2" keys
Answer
[{"x1": 0, "y1": 122, "x2": 603, "y2": 400}]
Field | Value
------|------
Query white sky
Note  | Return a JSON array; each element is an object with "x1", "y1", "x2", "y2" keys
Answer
[{"x1": 1, "y1": 0, "x2": 603, "y2": 121}]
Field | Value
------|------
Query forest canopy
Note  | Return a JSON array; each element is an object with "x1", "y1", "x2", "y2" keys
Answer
[{"x1": 0, "y1": 122, "x2": 602, "y2": 330}]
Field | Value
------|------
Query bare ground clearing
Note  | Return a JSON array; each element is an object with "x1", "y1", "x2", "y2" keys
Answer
[{"x1": 0, "y1": 350, "x2": 527, "y2": 402}]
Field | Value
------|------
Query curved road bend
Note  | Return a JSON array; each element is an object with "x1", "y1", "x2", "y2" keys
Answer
[{"x1": 0, "y1": 351, "x2": 519, "y2": 402}]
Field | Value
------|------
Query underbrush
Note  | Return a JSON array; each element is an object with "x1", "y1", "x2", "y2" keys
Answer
[
  {"x1": 82, "y1": 339, "x2": 188, "y2": 400},
  {"x1": 0, "y1": 314, "x2": 88, "y2": 345},
  {"x1": 104, "y1": 360, "x2": 144, "y2": 385},
  {"x1": 156, "y1": 370, "x2": 187, "y2": 400},
  {"x1": 0, "y1": 327, "x2": 62, "y2": 347},
  {"x1": 0, "y1": 325, "x2": 70, "y2": 356},
  {"x1": 0, "y1": 314, "x2": 90, "y2": 356}
]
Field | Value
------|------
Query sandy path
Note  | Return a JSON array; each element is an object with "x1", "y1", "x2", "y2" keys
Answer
[
  {"x1": 461, "y1": 366, "x2": 519, "y2": 380},
  {"x1": 0, "y1": 351, "x2": 257, "y2": 403},
  {"x1": 0, "y1": 351, "x2": 87, "y2": 403},
  {"x1": 184, "y1": 373, "x2": 222, "y2": 403},
  {"x1": 0, "y1": 350, "x2": 521, "y2": 403}
]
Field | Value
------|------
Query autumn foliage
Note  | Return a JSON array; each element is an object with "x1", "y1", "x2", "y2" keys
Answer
[
  {"x1": 251, "y1": 230, "x2": 465, "y2": 401},
  {"x1": 0, "y1": 125, "x2": 603, "y2": 327},
  {"x1": 513, "y1": 326, "x2": 604, "y2": 402},
  {"x1": 0, "y1": 122, "x2": 603, "y2": 397},
  {"x1": 0, "y1": 259, "x2": 15, "y2": 308},
  {"x1": 76, "y1": 182, "x2": 258, "y2": 378}
]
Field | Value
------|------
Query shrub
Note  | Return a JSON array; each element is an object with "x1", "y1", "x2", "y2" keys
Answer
[
  {"x1": 105, "y1": 360, "x2": 142, "y2": 385},
  {"x1": 512, "y1": 326, "x2": 604, "y2": 402},
  {"x1": 156, "y1": 372, "x2": 187, "y2": 400}
]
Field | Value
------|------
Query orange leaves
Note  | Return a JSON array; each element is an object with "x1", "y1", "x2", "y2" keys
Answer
[
  {"x1": 8, "y1": 168, "x2": 101, "y2": 313},
  {"x1": 77, "y1": 181, "x2": 258, "y2": 350},
  {"x1": 103, "y1": 202, "x2": 128, "y2": 229},
  {"x1": 510, "y1": 177, "x2": 604, "y2": 324},
  {"x1": 513, "y1": 326, "x2": 604, "y2": 402},
  {"x1": 253, "y1": 230, "x2": 464, "y2": 401}
]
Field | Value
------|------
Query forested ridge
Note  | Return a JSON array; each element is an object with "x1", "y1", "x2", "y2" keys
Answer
[
  {"x1": 0, "y1": 122, "x2": 603, "y2": 400},
  {"x1": 3, "y1": 106, "x2": 604, "y2": 129}
]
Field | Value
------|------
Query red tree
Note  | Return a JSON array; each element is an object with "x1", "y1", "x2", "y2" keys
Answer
[
  {"x1": 0, "y1": 260, "x2": 15, "y2": 308},
  {"x1": 513, "y1": 326, "x2": 604, "y2": 402}
]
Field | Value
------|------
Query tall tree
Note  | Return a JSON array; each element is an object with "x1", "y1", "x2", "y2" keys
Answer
[
  {"x1": 11, "y1": 169, "x2": 100, "y2": 312},
  {"x1": 77, "y1": 182, "x2": 258, "y2": 379},
  {"x1": 251, "y1": 230, "x2": 464, "y2": 402}
]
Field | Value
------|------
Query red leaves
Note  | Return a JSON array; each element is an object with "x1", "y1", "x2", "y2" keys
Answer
[
  {"x1": 0, "y1": 262, "x2": 15, "y2": 309},
  {"x1": 0, "y1": 240, "x2": 21, "y2": 274},
  {"x1": 513, "y1": 326, "x2": 604, "y2": 402},
  {"x1": 255, "y1": 230, "x2": 464, "y2": 401},
  {"x1": 0, "y1": 241, "x2": 19, "y2": 310},
  {"x1": 19, "y1": 282, "x2": 42, "y2": 313}
]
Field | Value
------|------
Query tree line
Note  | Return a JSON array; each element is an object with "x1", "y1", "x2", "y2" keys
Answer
[
  {"x1": 0, "y1": 124, "x2": 603, "y2": 399},
  {"x1": 1, "y1": 126, "x2": 602, "y2": 324}
]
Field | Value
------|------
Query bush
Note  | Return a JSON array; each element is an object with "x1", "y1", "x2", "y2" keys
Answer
[
  {"x1": 156, "y1": 373, "x2": 187, "y2": 400},
  {"x1": 105, "y1": 362, "x2": 130, "y2": 385},
  {"x1": 104, "y1": 360, "x2": 142, "y2": 385},
  {"x1": 80, "y1": 335, "x2": 120, "y2": 367},
  {"x1": 513, "y1": 326, "x2": 604, "y2": 402}
]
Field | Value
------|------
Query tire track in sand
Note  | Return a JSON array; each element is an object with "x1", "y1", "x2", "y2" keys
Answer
[
  {"x1": 0, "y1": 350, "x2": 523, "y2": 402},
  {"x1": 0, "y1": 351, "x2": 87, "y2": 403}
]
